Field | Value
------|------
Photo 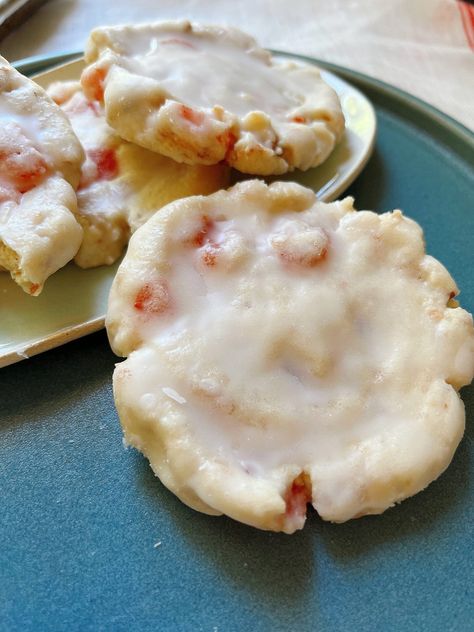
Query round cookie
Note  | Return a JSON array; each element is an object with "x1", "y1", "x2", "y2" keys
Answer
[
  {"x1": 81, "y1": 21, "x2": 345, "y2": 176},
  {"x1": 48, "y1": 80, "x2": 230, "y2": 268},
  {"x1": 0, "y1": 56, "x2": 84, "y2": 295},
  {"x1": 107, "y1": 180, "x2": 474, "y2": 533}
]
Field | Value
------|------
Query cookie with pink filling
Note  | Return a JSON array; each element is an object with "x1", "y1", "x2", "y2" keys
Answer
[{"x1": 107, "y1": 180, "x2": 474, "y2": 533}]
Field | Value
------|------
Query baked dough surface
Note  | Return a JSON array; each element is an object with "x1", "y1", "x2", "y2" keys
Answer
[
  {"x1": 82, "y1": 21, "x2": 345, "y2": 175},
  {"x1": 107, "y1": 180, "x2": 474, "y2": 532}
]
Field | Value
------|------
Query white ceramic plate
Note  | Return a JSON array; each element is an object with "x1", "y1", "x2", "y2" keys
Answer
[{"x1": 0, "y1": 54, "x2": 376, "y2": 369}]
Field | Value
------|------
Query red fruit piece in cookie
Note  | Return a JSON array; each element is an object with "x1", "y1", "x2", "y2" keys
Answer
[{"x1": 0, "y1": 122, "x2": 49, "y2": 194}]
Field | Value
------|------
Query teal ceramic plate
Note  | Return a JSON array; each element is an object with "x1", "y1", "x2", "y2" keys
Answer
[
  {"x1": 0, "y1": 53, "x2": 473, "y2": 632},
  {"x1": 0, "y1": 54, "x2": 375, "y2": 368}
]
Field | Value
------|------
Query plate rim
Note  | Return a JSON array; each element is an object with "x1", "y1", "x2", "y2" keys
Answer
[{"x1": 0, "y1": 316, "x2": 105, "y2": 369}]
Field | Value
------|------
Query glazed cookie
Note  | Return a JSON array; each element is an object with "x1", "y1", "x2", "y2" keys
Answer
[
  {"x1": 0, "y1": 56, "x2": 84, "y2": 295},
  {"x1": 107, "y1": 180, "x2": 474, "y2": 533},
  {"x1": 81, "y1": 21, "x2": 345, "y2": 175},
  {"x1": 48, "y1": 80, "x2": 230, "y2": 268}
]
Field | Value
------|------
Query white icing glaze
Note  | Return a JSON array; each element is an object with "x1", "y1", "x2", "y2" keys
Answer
[
  {"x1": 120, "y1": 31, "x2": 301, "y2": 118},
  {"x1": 108, "y1": 181, "x2": 474, "y2": 530},
  {"x1": 59, "y1": 89, "x2": 113, "y2": 151},
  {"x1": 124, "y1": 212, "x2": 434, "y2": 467},
  {"x1": 0, "y1": 101, "x2": 44, "y2": 147}
]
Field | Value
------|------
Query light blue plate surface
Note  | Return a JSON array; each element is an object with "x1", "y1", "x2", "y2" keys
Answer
[{"x1": 0, "y1": 52, "x2": 473, "y2": 632}]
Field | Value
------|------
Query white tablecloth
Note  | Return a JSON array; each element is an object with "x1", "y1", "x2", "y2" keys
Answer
[{"x1": 1, "y1": 0, "x2": 473, "y2": 130}]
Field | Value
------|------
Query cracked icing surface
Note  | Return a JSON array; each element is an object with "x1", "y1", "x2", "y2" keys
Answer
[
  {"x1": 107, "y1": 180, "x2": 474, "y2": 533},
  {"x1": 0, "y1": 56, "x2": 84, "y2": 295},
  {"x1": 82, "y1": 21, "x2": 344, "y2": 175}
]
